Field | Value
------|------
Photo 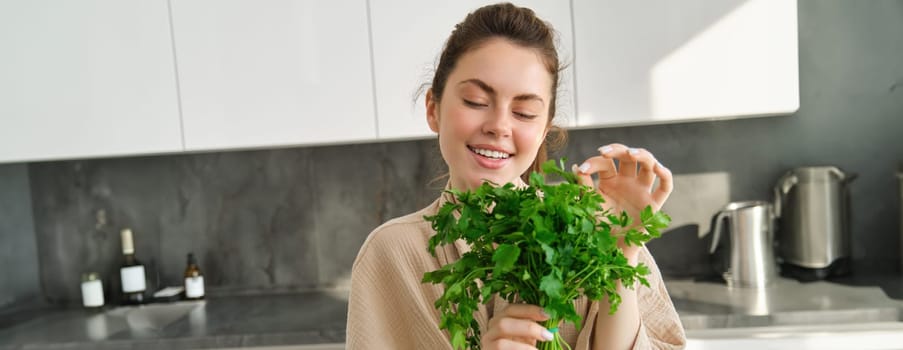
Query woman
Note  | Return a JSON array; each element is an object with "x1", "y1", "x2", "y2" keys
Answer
[{"x1": 347, "y1": 3, "x2": 685, "y2": 349}]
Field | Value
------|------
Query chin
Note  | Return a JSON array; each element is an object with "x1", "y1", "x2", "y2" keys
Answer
[{"x1": 469, "y1": 174, "x2": 512, "y2": 188}]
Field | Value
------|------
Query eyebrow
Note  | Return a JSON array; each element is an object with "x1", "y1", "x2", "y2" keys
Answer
[{"x1": 457, "y1": 79, "x2": 545, "y2": 106}]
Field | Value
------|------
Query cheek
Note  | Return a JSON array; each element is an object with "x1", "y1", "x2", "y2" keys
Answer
[
  {"x1": 442, "y1": 108, "x2": 479, "y2": 136},
  {"x1": 517, "y1": 124, "x2": 547, "y2": 151}
]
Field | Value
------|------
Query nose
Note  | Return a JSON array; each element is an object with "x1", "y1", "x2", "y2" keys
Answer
[{"x1": 482, "y1": 106, "x2": 512, "y2": 138}]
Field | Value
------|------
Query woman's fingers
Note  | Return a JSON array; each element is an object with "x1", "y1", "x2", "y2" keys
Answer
[
  {"x1": 652, "y1": 162, "x2": 674, "y2": 205},
  {"x1": 574, "y1": 144, "x2": 672, "y2": 208},
  {"x1": 484, "y1": 304, "x2": 553, "y2": 347},
  {"x1": 598, "y1": 144, "x2": 638, "y2": 177},
  {"x1": 494, "y1": 304, "x2": 549, "y2": 322},
  {"x1": 483, "y1": 319, "x2": 551, "y2": 346},
  {"x1": 574, "y1": 155, "x2": 617, "y2": 182},
  {"x1": 571, "y1": 163, "x2": 594, "y2": 188},
  {"x1": 491, "y1": 318, "x2": 552, "y2": 342},
  {"x1": 629, "y1": 149, "x2": 658, "y2": 186},
  {"x1": 576, "y1": 144, "x2": 659, "y2": 184}
]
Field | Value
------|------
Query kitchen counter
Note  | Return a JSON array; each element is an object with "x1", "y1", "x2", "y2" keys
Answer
[
  {"x1": 671, "y1": 275, "x2": 903, "y2": 350},
  {"x1": 2, "y1": 275, "x2": 903, "y2": 349},
  {"x1": 668, "y1": 276, "x2": 903, "y2": 329},
  {"x1": 0, "y1": 290, "x2": 348, "y2": 350}
]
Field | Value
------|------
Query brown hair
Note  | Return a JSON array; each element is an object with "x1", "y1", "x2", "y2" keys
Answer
[{"x1": 429, "y1": 2, "x2": 568, "y2": 182}]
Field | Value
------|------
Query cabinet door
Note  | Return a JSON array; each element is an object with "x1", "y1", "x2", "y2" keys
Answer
[
  {"x1": 172, "y1": 0, "x2": 376, "y2": 151},
  {"x1": 370, "y1": 0, "x2": 576, "y2": 140},
  {"x1": 573, "y1": 0, "x2": 799, "y2": 126},
  {"x1": 0, "y1": 0, "x2": 182, "y2": 163}
]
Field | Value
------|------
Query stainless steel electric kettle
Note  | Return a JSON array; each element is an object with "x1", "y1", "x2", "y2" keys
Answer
[
  {"x1": 773, "y1": 166, "x2": 856, "y2": 281},
  {"x1": 708, "y1": 201, "x2": 778, "y2": 288}
]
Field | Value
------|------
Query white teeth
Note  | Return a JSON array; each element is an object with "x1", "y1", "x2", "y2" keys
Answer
[{"x1": 470, "y1": 147, "x2": 510, "y2": 159}]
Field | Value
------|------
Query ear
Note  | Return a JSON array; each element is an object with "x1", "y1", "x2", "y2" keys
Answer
[{"x1": 426, "y1": 89, "x2": 440, "y2": 133}]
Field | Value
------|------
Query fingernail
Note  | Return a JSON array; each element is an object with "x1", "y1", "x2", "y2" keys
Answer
[
  {"x1": 571, "y1": 164, "x2": 579, "y2": 173},
  {"x1": 628, "y1": 148, "x2": 639, "y2": 155},
  {"x1": 578, "y1": 162, "x2": 590, "y2": 173},
  {"x1": 542, "y1": 329, "x2": 554, "y2": 341},
  {"x1": 599, "y1": 145, "x2": 613, "y2": 154},
  {"x1": 540, "y1": 309, "x2": 550, "y2": 318}
]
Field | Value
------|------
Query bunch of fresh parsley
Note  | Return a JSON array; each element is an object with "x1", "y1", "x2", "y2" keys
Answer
[{"x1": 422, "y1": 159, "x2": 670, "y2": 350}]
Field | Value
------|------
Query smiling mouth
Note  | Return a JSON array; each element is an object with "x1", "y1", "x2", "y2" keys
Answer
[{"x1": 468, "y1": 146, "x2": 512, "y2": 159}]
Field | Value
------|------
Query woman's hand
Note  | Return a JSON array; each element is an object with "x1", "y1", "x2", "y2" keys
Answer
[
  {"x1": 481, "y1": 304, "x2": 555, "y2": 350},
  {"x1": 572, "y1": 143, "x2": 673, "y2": 261}
]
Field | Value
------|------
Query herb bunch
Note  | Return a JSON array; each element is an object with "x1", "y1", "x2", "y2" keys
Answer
[{"x1": 422, "y1": 159, "x2": 670, "y2": 350}]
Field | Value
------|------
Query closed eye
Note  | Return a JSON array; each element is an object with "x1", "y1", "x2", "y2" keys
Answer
[
  {"x1": 464, "y1": 99, "x2": 537, "y2": 119},
  {"x1": 463, "y1": 99, "x2": 487, "y2": 108},
  {"x1": 515, "y1": 112, "x2": 538, "y2": 119}
]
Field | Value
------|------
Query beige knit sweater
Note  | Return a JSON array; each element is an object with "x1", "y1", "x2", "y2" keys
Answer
[{"x1": 347, "y1": 191, "x2": 686, "y2": 349}]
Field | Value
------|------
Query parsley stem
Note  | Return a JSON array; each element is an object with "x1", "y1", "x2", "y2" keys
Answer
[{"x1": 538, "y1": 319, "x2": 566, "y2": 350}]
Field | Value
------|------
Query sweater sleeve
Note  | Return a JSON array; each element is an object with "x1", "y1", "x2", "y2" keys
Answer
[
  {"x1": 345, "y1": 223, "x2": 454, "y2": 350},
  {"x1": 568, "y1": 247, "x2": 686, "y2": 350},
  {"x1": 630, "y1": 246, "x2": 687, "y2": 349}
]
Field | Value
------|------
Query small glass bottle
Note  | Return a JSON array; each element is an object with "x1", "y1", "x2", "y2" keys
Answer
[
  {"x1": 81, "y1": 272, "x2": 105, "y2": 308},
  {"x1": 119, "y1": 228, "x2": 146, "y2": 305},
  {"x1": 184, "y1": 253, "x2": 205, "y2": 300}
]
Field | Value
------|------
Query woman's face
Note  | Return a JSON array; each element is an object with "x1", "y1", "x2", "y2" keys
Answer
[{"x1": 427, "y1": 38, "x2": 552, "y2": 191}]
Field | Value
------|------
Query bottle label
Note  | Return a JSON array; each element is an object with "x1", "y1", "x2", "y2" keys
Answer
[
  {"x1": 81, "y1": 279, "x2": 105, "y2": 307},
  {"x1": 120, "y1": 266, "x2": 146, "y2": 293},
  {"x1": 185, "y1": 276, "x2": 205, "y2": 298}
]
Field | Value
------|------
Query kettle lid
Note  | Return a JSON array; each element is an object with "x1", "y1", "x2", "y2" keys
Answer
[
  {"x1": 721, "y1": 200, "x2": 771, "y2": 211},
  {"x1": 789, "y1": 166, "x2": 850, "y2": 182}
]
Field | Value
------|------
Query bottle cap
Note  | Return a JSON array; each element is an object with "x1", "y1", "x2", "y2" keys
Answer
[
  {"x1": 121, "y1": 229, "x2": 135, "y2": 254},
  {"x1": 187, "y1": 252, "x2": 197, "y2": 265},
  {"x1": 82, "y1": 272, "x2": 100, "y2": 282}
]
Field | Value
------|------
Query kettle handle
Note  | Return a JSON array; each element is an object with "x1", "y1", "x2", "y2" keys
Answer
[
  {"x1": 709, "y1": 210, "x2": 731, "y2": 254},
  {"x1": 773, "y1": 172, "x2": 798, "y2": 218}
]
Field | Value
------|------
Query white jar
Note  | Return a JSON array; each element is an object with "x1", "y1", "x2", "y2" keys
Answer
[{"x1": 81, "y1": 273, "x2": 105, "y2": 308}]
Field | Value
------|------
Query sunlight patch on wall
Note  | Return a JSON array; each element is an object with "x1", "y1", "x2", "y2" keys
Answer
[{"x1": 650, "y1": 0, "x2": 799, "y2": 121}]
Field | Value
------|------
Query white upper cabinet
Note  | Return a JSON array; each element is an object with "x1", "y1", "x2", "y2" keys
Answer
[
  {"x1": 573, "y1": 0, "x2": 799, "y2": 127},
  {"x1": 0, "y1": 1, "x2": 804, "y2": 164},
  {"x1": 369, "y1": 0, "x2": 576, "y2": 140},
  {"x1": 171, "y1": 0, "x2": 376, "y2": 151},
  {"x1": 0, "y1": 0, "x2": 182, "y2": 163}
]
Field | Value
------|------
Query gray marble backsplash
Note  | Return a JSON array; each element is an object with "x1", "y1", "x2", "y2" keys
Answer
[
  {"x1": 28, "y1": 142, "x2": 447, "y2": 304},
  {"x1": 0, "y1": 164, "x2": 40, "y2": 310}
]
